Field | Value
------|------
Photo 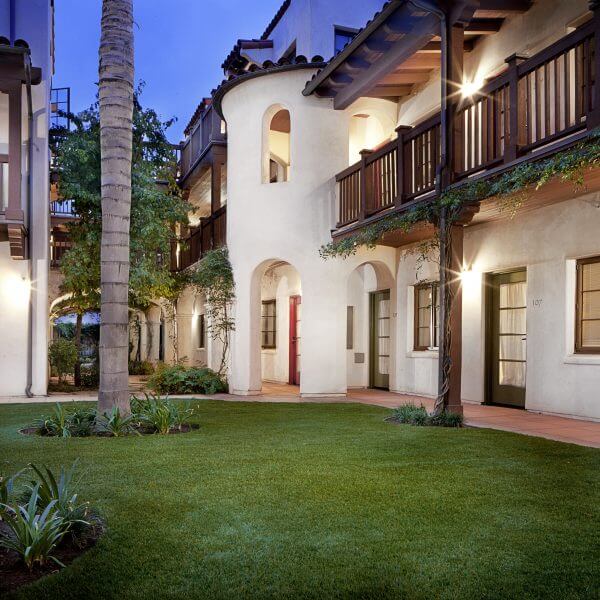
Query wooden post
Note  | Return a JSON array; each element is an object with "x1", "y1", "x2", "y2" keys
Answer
[
  {"x1": 395, "y1": 125, "x2": 411, "y2": 207},
  {"x1": 358, "y1": 149, "x2": 372, "y2": 221},
  {"x1": 505, "y1": 53, "x2": 528, "y2": 163},
  {"x1": 436, "y1": 213, "x2": 464, "y2": 415},
  {"x1": 588, "y1": 2, "x2": 600, "y2": 129},
  {"x1": 436, "y1": 20, "x2": 465, "y2": 415},
  {"x1": 211, "y1": 160, "x2": 222, "y2": 214}
]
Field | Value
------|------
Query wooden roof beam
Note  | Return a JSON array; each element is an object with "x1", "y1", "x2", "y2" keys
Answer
[
  {"x1": 465, "y1": 18, "x2": 504, "y2": 34},
  {"x1": 333, "y1": 12, "x2": 440, "y2": 109},
  {"x1": 476, "y1": 0, "x2": 531, "y2": 16}
]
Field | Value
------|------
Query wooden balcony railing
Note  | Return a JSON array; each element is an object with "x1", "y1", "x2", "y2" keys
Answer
[
  {"x1": 179, "y1": 104, "x2": 226, "y2": 182},
  {"x1": 171, "y1": 205, "x2": 227, "y2": 272},
  {"x1": 336, "y1": 18, "x2": 598, "y2": 229}
]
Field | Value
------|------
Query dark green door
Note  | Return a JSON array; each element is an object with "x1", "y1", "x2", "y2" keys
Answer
[
  {"x1": 370, "y1": 290, "x2": 390, "y2": 390},
  {"x1": 488, "y1": 270, "x2": 527, "y2": 407}
]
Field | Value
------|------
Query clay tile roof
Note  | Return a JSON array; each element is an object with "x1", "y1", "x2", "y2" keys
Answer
[
  {"x1": 221, "y1": 38, "x2": 274, "y2": 72},
  {"x1": 260, "y1": 0, "x2": 291, "y2": 40}
]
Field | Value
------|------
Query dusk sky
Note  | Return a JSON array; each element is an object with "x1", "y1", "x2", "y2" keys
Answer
[{"x1": 53, "y1": 0, "x2": 284, "y2": 142}]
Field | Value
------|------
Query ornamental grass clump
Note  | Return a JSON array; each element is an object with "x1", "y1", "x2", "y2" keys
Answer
[
  {"x1": 131, "y1": 393, "x2": 195, "y2": 435},
  {"x1": 387, "y1": 403, "x2": 463, "y2": 428}
]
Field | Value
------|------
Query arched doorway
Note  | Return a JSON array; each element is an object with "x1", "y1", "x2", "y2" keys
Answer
[
  {"x1": 346, "y1": 261, "x2": 395, "y2": 390},
  {"x1": 254, "y1": 259, "x2": 302, "y2": 389}
]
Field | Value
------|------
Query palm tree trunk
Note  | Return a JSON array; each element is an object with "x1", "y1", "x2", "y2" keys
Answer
[{"x1": 98, "y1": 0, "x2": 134, "y2": 415}]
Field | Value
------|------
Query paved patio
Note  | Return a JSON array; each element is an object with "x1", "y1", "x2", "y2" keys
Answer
[{"x1": 1, "y1": 381, "x2": 599, "y2": 448}]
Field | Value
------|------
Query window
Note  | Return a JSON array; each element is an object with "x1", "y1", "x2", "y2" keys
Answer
[
  {"x1": 197, "y1": 313, "x2": 206, "y2": 349},
  {"x1": 414, "y1": 283, "x2": 440, "y2": 350},
  {"x1": 334, "y1": 26, "x2": 358, "y2": 54},
  {"x1": 266, "y1": 108, "x2": 290, "y2": 183},
  {"x1": 576, "y1": 256, "x2": 600, "y2": 353},
  {"x1": 346, "y1": 306, "x2": 354, "y2": 350},
  {"x1": 261, "y1": 300, "x2": 277, "y2": 349}
]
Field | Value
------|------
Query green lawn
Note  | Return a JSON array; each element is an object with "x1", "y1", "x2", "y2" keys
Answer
[{"x1": 1, "y1": 400, "x2": 599, "y2": 599}]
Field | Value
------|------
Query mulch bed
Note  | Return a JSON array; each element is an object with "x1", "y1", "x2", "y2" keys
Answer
[
  {"x1": 0, "y1": 518, "x2": 104, "y2": 595},
  {"x1": 19, "y1": 423, "x2": 199, "y2": 437}
]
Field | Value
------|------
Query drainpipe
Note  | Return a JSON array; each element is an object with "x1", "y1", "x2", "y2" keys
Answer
[
  {"x1": 24, "y1": 51, "x2": 35, "y2": 398},
  {"x1": 406, "y1": 0, "x2": 448, "y2": 193},
  {"x1": 9, "y1": 0, "x2": 15, "y2": 45}
]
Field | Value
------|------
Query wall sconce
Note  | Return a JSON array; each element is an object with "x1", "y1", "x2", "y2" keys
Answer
[
  {"x1": 460, "y1": 78, "x2": 484, "y2": 98},
  {"x1": 460, "y1": 267, "x2": 481, "y2": 295},
  {"x1": 1, "y1": 275, "x2": 31, "y2": 307}
]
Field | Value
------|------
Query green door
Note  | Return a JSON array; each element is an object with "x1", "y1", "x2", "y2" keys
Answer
[
  {"x1": 370, "y1": 290, "x2": 390, "y2": 390},
  {"x1": 488, "y1": 270, "x2": 527, "y2": 408}
]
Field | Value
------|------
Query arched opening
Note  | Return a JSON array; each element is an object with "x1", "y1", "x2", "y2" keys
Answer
[
  {"x1": 348, "y1": 101, "x2": 397, "y2": 164},
  {"x1": 252, "y1": 260, "x2": 302, "y2": 389},
  {"x1": 345, "y1": 262, "x2": 395, "y2": 390},
  {"x1": 264, "y1": 107, "x2": 291, "y2": 183}
]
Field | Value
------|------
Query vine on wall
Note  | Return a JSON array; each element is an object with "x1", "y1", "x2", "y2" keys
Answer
[{"x1": 185, "y1": 247, "x2": 236, "y2": 375}]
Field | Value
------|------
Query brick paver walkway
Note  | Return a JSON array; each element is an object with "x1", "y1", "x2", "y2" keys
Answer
[{"x1": 1, "y1": 381, "x2": 599, "y2": 448}]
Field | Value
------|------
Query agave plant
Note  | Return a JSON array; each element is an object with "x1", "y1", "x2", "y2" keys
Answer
[
  {"x1": 133, "y1": 394, "x2": 194, "y2": 434},
  {"x1": 28, "y1": 462, "x2": 90, "y2": 529},
  {"x1": 96, "y1": 406, "x2": 139, "y2": 437},
  {"x1": 0, "y1": 485, "x2": 68, "y2": 570},
  {"x1": 33, "y1": 403, "x2": 71, "y2": 437},
  {"x1": 0, "y1": 467, "x2": 25, "y2": 521}
]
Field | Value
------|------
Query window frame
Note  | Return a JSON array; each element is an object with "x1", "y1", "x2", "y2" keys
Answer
[
  {"x1": 198, "y1": 313, "x2": 206, "y2": 350},
  {"x1": 261, "y1": 299, "x2": 277, "y2": 349},
  {"x1": 413, "y1": 282, "x2": 440, "y2": 351},
  {"x1": 334, "y1": 25, "x2": 359, "y2": 54},
  {"x1": 575, "y1": 255, "x2": 600, "y2": 354}
]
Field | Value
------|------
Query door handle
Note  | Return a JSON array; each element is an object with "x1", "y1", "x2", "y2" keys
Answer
[{"x1": 521, "y1": 336, "x2": 527, "y2": 341}]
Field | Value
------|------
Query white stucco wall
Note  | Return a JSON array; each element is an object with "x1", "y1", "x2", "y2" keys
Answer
[
  {"x1": 0, "y1": 0, "x2": 52, "y2": 397},
  {"x1": 266, "y1": 0, "x2": 383, "y2": 62}
]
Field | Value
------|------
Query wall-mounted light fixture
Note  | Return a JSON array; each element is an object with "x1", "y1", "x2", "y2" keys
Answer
[{"x1": 460, "y1": 78, "x2": 484, "y2": 99}]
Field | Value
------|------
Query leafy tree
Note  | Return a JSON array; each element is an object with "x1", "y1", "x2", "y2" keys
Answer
[
  {"x1": 48, "y1": 339, "x2": 79, "y2": 383},
  {"x1": 55, "y1": 90, "x2": 190, "y2": 401}
]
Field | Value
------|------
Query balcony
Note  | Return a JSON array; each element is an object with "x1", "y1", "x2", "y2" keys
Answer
[
  {"x1": 170, "y1": 205, "x2": 227, "y2": 272},
  {"x1": 334, "y1": 15, "x2": 598, "y2": 235},
  {"x1": 179, "y1": 102, "x2": 226, "y2": 183}
]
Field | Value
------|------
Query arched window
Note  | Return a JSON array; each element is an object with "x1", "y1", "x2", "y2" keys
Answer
[{"x1": 264, "y1": 107, "x2": 290, "y2": 183}]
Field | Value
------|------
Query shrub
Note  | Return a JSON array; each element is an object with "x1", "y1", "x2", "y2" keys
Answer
[
  {"x1": 390, "y1": 403, "x2": 429, "y2": 426},
  {"x1": 80, "y1": 359, "x2": 99, "y2": 389},
  {"x1": 129, "y1": 360, "x2": 155, "y2": 376},
  {"x1": 0, "y1": 485, "x2": 69, "y2": 570},
  {"x1": 429, "y1": 410, "x2": 464, "y2": 428},
  {"x1": 148, "y1": 364, "x2": 227, "y2": 395},
  {"x1": 132, "y1": 393, "x2": 194, "y2": 434},
  {"x1": 387, "y1": 404, "x2": 464, "y2": 428},
  {"x1": 48, "y1": 339, "x2": 78, "y2": 383},
  {"x1": 32, "y1": 403, "x2": 95, "y2": 438},
  {"x1": 96, "y1": 407, "x2": 139, "y2": 437},
  {"x1": 28, "y1": 462, "x2": 90, "y2": 530}
]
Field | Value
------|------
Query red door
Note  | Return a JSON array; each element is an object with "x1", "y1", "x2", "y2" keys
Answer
[{"x1": 289, "y1": 295, "x2": 301, "y2": 385}]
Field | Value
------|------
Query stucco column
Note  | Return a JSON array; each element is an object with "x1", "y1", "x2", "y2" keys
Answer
[
  {"x1": 146, "y1": 306, "x2": 161, "y2": 364},
  {"x1": 139, "y1": 315, "x2": 149, "y2": 361},
  {"x1": 230, "y1": 269, "x2": 262, "y2": 395},
  {"x1": 176, "y1": 312, "x2": 193, "y2": 365},
  {"x1": 299, "y1": 270, "x2": 347, "y2": 397}
]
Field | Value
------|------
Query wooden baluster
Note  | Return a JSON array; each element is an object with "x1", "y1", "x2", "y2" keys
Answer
[
  {"x1": 588, "y1": 3, "x2": 600, "y2": 128},
  {"x1": 504, "y1": 53, "x2": 528, "y2": 164},
  {"x1": 395, "y1": 126, "x2": 411, "y2": 207},
  {"x1": 358, "y1": 149, "x2": 372, "y2": 221}
]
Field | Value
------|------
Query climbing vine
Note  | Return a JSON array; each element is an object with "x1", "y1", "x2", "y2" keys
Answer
[
  {"x1": 320, "y1": 128, "x2": 600, "y2": 259},
  {"x1": 185, "y1": 247, "x2": 236, "y2": 376}
]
